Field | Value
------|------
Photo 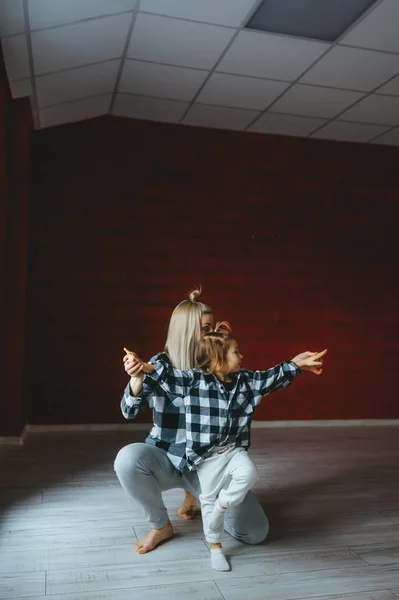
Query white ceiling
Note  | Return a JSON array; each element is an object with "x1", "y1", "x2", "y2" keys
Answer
[{"x1": 2, "y1": 0, "x2": 399, "y2": 146}]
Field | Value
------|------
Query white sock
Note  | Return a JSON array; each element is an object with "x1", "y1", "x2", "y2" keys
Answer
[
  {"x1": 208, "y1": 501, "x2": 227, "y2": 531},
  {"x1": 210, "y1": 548, "x2": 230, "y2": 571}
]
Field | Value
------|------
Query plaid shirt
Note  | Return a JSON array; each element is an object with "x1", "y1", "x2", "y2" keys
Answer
[
  {"x1": 145, "y1": 358, "x2": 301, "y2": 471},
  {"x1": 120, "y1": 353, "x2": 189, "y2": 473}
]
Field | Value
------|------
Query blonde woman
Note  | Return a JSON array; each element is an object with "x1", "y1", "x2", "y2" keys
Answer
[{"x1": 114, "y1": 289, "x2": 269, "y2": 555}]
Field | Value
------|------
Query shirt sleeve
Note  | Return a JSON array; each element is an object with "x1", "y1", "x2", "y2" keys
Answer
[
  {"x1": 143, "y1": 359, "x2": 194, "y2": 401},
  {"x1": 120, "y1": 381, "x2": 148, "y2": 419},
  {"x1": 119, "y1": 352, "x2": 167, "y2": 419},
  {"x1": 243, "y1": 361, "x2": 301, "y2": 406}
]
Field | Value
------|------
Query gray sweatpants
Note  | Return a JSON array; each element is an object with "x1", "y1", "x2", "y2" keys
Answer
[{"x1": 114, "y1": 442, "x2": 269, "y2": 545}]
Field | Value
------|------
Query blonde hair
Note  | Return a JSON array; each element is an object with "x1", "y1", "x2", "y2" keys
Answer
[
  {"x1": 195, "y1": 321, "x2": 233, "y2": 375},
  {"x1": 164, "y1": 288, "x2": 212, "y2": 369}
]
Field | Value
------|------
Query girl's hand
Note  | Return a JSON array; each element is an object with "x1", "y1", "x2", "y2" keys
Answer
[{"x1": 291, "y1": 349, "x2": 327, "y2": 375}]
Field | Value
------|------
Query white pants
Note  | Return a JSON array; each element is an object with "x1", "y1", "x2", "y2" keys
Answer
[{"x1": 197, "y1": 446, "x2": 259, "y2": 543}]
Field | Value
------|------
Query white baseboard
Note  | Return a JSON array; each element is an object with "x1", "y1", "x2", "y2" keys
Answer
[
  {"x1": 25, "y1": 423, "x2": 151, "y2": 433},
  {"x1": 1, "y1": 420, "x2": 398, "y2": 445},
  {"x1": 0, "y1": 426, "x2": 28, "y2": 446},
  {"x1": 251, "y1": 419, "x2": 399, "y2": 427}
]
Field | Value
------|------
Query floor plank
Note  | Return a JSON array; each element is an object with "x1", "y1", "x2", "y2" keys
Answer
[{"x1": 0, "y1": 580, "x2": 224, "y2": 600}]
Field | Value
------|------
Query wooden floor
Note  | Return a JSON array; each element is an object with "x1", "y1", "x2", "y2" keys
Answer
[{"x1": 1, "y1": 426, "x2": 399, "y2": 600}]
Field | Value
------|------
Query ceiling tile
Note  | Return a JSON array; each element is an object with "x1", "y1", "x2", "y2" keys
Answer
[
  {"x1": 2, "y1": 34, "x2": 30, "y2": 81},
  {"x1": 183, "y1": 103, "x2": 260, "y2": 130},
  {"x1": 113, "y1": 93, "x2": 189, "y2": 123},
  {"x1": 0, "y1": 0, "x2": 25, "y2": 36},
  {"x1": 119, "y1": 60, "x2": 208, "y2": 102},
  {"x1": 370, "y1": 126, "x2": 399, "y2": 146},
  {"x1": 36, "y1": 59, "x2": 120, "y2": 108},
  {"x1": 216, "y1": 30, "x2": 329, "y2": 81},
  {"x1": 340, "y1": 0, "x2": 399, "y2": 54},
  {"x1": 139, "y1": 0, "x2": 257, "y2": 27},
  {"x1": 28, "y1": 0, "x2": 134, "y2": 30},
  {"x1": 311, "y1": 120, "x2": 389, "y2": 143},
  {"x1": 377, "y1": 74, "x2": 399, "y2": 97},
  {"x1": 269, "y1": 84, "x2": 365, "y2": 119},
  {"x1": 128, "y1": 13, "x2": 235, "y2": 70},
  {"x1": 39, "y1": 93, "x2": 111, "y2": 128},
  {"x1": 32, "y1": 14, "x2": 130, "y2": 75},
  {"x1": 300, "y1": 46, "x2": 399, "y2": 91},
  {"x1": 9, "y1": 78, "x2": 32, "y2": 98},
  {"x1": 197, "y1": 73, "x2": 289, "y2": 110},
  {"x1": 338, "y1": 94, "x2": 399, "y2": 126},
  {"x1": 248, "y1": 112, "x2": 326, "y2": 136}
]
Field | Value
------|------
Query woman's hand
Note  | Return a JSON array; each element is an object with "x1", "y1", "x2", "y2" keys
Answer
[
  {"x1": 123, "y1": 348, "x2": 155, "y2": 395},
  {"x1": 291, "y1": 349, "x2": 327, "y2": 375},
  {"x1": 123, "y1": 348, "x2": 155, "y2": 374}
]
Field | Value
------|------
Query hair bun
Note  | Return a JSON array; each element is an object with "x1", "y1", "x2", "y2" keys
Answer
[
  {"x1": 189, "y1": 287, "x2": 202, "y2": 302},
  {"x1": 213, "y1": 320, "x2": 232, "y2": 334}
]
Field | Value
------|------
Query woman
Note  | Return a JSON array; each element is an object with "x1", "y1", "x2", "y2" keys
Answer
[{"x1": 114, "y1": 289, "x2": 269, "y2": 555}]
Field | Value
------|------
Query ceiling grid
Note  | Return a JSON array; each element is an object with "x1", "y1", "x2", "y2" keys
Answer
[{"x1": 0, "y1": 0, "x2": 398, "y2": 145}]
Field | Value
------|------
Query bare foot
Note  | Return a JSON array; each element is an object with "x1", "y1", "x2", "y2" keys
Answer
[
  {"x1": 177, "y1": 490, "x2": 197, "y2": 520},
  {"x1": 134, "y1": 521, "x2": 173, "y2": 554}
]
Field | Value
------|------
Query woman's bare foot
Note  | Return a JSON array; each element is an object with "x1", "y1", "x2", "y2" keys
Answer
[
  {"x1": 134, "y1": 521, "x2": 173, "y2": 554},
  {"x1": 177, "y1": 490, "x2": 197, "y2": 520}
]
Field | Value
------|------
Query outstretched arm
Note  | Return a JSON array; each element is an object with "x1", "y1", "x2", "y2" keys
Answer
[
  {"x1": 245, "y1": 349, "x2": 327, "y2": 403},
  {"x1": 291, "y1": 349, "x2": 327, "y2": 375}
]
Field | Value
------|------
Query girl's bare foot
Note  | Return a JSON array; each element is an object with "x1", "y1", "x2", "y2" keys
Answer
[
  {"x1": 177, "y1": 490, "x2": 197, "y2": 520},
  {"x1": 134, "y1": 521, "x2": 173, "y2": 554}
]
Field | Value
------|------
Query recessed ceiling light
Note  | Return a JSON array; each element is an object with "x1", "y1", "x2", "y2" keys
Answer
[{"x1": 246, "y1": 0, "x2": 378, "y2": 42}]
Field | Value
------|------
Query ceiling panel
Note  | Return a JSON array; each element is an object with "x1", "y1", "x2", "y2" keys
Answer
[
  {"x1": 377, "y1": 74, "x2": 399, "y2": 97},
  {"x1": 183, "y1": 103, "x2": 259, "y2": 130},
  {"x1": 28, "y1": 0, "x2": 134, "y2": 30},
  {"x1": 370, "y1": 126, "x2": 399, "y2": 146},
  {"x1": 119, "y1": 60, "x2": 208, "y2": 102},
  {"x1": 0, "y1": 0, "x2": 25, "y2": 36},
  {"x1": 39, "y1": 93, "x2": 112, "y2": 128},
  {"x1": 300, "y1": 45, "x2": 399, "y2": 91},
  {"x1": 36, "y1": 59, "x2": 120, "y2": 108},
  {"x1": 2, "y1": 34, "x2": 30, "y2": 81},
  {"x1": 269, "y1": 83, "x2": 365, "y2": 118},
  {"x1": 128, "y1": 13, "x2": 234, "y2": 70},
  {"x1": 311, "y1": 120, "x2": 389, "y2": 142},
  {"x1": 9, "y1": 77, "x2": 33, "y2": 99},
  {"x1": 340, "y1": 0, "x2": 399, "y2": 54},
  {"x1": 248, "y1": 112, "x2": 327, "y2": 136},
  {"x1": 31, "y1": 14, "x2": 130, "y2": 75},
  {"x1": 113, "y1": 93, "x2": 189, "y2": 123},
  {"x1": 139, "y1": 0, "x2": 257, "y2": 28},
  {"x1": 217, "y1": 30, "x2": 329, "y2": 80},
  {"x1": 338, "y1": 94, "x2": 399, "y2": 126},
  {"x1": 197, "y1": 73, "x2": 289, "y2": 110}
]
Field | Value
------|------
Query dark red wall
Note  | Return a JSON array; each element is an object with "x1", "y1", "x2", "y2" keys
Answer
[
  {"x1": 25, "y1": 115, "x2": 399, "y2": 425},
  {"x1": 0, "y1": 44, "x2": 32, "y2": 437}
]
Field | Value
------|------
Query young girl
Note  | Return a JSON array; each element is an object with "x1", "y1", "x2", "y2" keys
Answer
[{"x1": 132, "y1": 322, "x2": 327, "y2": 571}]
